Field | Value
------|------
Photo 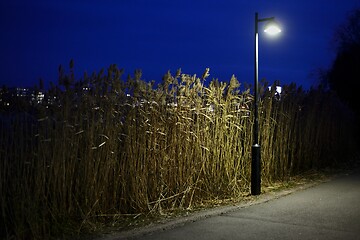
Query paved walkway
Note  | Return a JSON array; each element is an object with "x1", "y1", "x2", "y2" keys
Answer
[{"x1": 105, "y1": 168, "x2": 360, "y2": 240}]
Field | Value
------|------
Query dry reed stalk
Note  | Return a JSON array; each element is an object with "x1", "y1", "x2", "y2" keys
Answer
[{"x1": 0, "y1": 63, "x2": 357, "y2": 239}]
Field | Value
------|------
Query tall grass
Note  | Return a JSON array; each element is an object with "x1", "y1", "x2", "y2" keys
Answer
[{"x1": 0, "y1": 62, "x2": 357, "y2": 239}]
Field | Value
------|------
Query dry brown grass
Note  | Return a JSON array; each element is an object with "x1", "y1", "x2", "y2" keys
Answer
[{"x1": 0, "y1": 63, "x2": 357, "y2": 239}]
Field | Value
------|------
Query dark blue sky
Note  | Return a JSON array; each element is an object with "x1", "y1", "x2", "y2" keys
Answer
[{"x1": 1, "y1": 0, "x2": 359, "y2": 89}]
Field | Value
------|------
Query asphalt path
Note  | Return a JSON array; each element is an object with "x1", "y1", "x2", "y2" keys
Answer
[{"x1": 106, "y1": 168, "x2": 360, "y2": 240}]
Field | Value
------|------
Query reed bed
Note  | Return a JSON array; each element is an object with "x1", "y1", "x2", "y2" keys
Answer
[{"x1": 0, "y1": 63, "x2": 357, "y2": 239}]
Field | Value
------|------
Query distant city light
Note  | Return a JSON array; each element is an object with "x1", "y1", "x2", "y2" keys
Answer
[
  {"x1": 268, "y1": 85, "x2": 282, "y2": 95},
  {"x1": 275, "y1": 86, "x2": 282, "y2": 94},
  {"x1": 0, "y1": 87, "x2": 48, "y2": 107}
]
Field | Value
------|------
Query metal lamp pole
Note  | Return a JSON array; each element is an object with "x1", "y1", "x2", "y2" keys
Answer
[{"x1": 252, "y1": 12, "x2": 279, "y2": 195}]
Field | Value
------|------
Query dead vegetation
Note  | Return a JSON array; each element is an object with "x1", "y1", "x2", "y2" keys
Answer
[{"x1": 0, "y1": 62, "x2": 357, "y2": 239}]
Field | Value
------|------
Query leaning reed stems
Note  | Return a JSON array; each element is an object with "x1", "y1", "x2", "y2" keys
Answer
[{"x1": 0, "y1": 63, "x2": 357, "y2": 239}]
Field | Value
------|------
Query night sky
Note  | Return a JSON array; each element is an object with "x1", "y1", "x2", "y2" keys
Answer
[{"x1": 1, "y1": 0, "x2": 359, "y2": 90}]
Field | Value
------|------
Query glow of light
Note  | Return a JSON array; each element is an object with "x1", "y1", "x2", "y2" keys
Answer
[
  {"x1": 276, "y1": 86, "x2": 282, "y2": 94},
  {"x1": 264, "y1": 22, "x2": 281, "y2": 35}
]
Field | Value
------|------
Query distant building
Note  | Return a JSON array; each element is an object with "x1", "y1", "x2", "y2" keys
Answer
[
  {"x1": 0, "y1": 87, "x2": 45, "y2": 109},
  {"x1": 268, "y1": 81, "x2": 282, "y2": 100}
]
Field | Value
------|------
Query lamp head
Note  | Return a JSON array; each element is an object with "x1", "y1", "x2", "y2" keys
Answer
[{"x1": 264, "y1": 20, "x2": 281, "y2": 35}]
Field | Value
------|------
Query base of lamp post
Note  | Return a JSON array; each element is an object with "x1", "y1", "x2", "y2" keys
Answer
[{"x1": 251, "y1": 144, "x2": 261, "y2": 195}]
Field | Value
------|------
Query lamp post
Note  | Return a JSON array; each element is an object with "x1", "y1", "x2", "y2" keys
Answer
[{"x1": 252, "y1": 12, "x2": 281, "y2": 195}]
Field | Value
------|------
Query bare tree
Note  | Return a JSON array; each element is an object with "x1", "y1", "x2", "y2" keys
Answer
[
  {"x1": 327, "y1": 8, "x2": 360, "y2": 116},
  {"x1": 333, "y1": 8, "x2": 360, "y2": 52}
]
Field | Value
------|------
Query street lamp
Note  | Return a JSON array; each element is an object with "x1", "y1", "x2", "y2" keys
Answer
[{"x1": 252, "y1": 12, "x2": 281, "y2": 195}]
